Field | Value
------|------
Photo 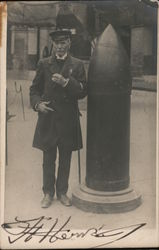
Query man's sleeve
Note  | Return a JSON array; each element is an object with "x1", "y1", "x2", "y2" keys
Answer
[
  {"x1": 64, "y1": 61, "x2": 87, "y2": 99},
  {"x1": 30, "y1": 60, "x2": 44, "y2": 111}
]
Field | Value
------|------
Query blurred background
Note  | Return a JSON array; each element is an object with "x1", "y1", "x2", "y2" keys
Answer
[{"x1": 6, "y1": 0, "x2": 157, "y2": 90}]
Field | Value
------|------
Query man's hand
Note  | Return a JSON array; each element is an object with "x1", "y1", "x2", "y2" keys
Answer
[
  {"x1": 36, "y1": 101, "x2": 54, "y2": 113},
  {"x1": 52, "y1": 73, "x2": 68, "y2": 87}
]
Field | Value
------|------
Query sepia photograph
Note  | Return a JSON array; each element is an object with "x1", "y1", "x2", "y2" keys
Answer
[{"x1": 0, "y1": 0, "x2": 159, "y2": 248}]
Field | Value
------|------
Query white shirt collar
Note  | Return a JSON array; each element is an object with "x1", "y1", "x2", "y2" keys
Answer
[{"x1": 55, "y1": 53, "x2": 68, "y2": 60}]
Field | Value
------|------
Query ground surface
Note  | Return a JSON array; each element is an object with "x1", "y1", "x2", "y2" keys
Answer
[{"x1": 2, "y1": 76, "x2": 157, "y2": 248}]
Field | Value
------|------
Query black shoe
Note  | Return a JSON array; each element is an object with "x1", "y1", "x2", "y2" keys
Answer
[
  {"x1": 57, "y1": 194, "x2": 72, "y2": 207},
  {"x1": 41, "y1": 194, "x2": 53, "y2": 208}
]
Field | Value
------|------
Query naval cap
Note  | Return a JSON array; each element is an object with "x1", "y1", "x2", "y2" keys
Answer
[{"x1": 49, "y1": 28, "x2": 71, "y2": 41}]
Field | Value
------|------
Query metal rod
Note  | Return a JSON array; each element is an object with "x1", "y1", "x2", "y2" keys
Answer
[
  {"x1": 78, "y1": 149, "x2": 81, "y2": 185},
  {"x1": 20, "y1": 85, "x2": 25, "y2": 121},
  {"x1": 76, "y1": 106, "x2": 81, "y2": 185}
]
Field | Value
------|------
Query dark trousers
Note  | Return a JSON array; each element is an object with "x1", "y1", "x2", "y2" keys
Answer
[{"x1": 42, "y1": 142, "x2": 72, "y2": 198}]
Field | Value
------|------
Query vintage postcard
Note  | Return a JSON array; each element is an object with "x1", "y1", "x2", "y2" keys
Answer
[{"x1": 0, "y1": 0, "x2": 159, "y2": 249}]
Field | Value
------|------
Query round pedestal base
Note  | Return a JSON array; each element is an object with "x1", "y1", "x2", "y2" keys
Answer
[{"x1": 72, "y1": 184, "x2": 142, "y2": 213}]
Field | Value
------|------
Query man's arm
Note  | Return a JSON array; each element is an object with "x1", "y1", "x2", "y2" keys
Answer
[
  {"x1": 64, "y1": 62, "x2": 87, "y2": 99},
  {"x1": 30, "y1": 60, "x2": 44, "y2": 111}
]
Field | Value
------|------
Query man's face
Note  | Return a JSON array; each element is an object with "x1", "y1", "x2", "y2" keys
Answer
[{"x1": 52, "y1": 38, "x2": 71, "y2": 57}]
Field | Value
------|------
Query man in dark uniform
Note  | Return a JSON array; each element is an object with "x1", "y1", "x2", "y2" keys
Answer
[{"x1": 30, "y1": 28, "x2": 87, "y2": 208}]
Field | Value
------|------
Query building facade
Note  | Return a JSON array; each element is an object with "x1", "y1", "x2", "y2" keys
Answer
[{"x1": 7, "y1": 1, "x2": 157, "y2": 77}]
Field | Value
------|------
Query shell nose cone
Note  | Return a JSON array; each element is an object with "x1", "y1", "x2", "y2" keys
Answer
[
  {"x1": 98, "y1": 24, "x2": 119, "y2": 47},
  {"x1": 88, "y1": 24, "x2": 131, "y2": 94}
]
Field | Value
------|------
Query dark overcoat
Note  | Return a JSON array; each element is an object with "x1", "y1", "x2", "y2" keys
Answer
[{"x1": 30, "y1": 54, "x2": 87, "y2": 151}]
